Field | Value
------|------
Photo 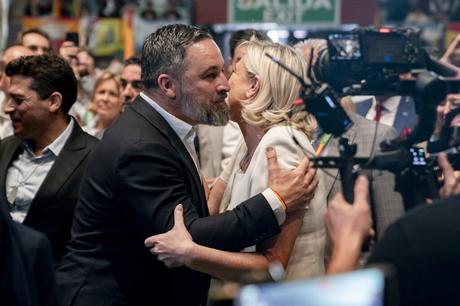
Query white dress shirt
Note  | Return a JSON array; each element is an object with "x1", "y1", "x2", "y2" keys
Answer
[
  {"x1": 140, "y1": 92, "x2": 286, "y2": 224},
  {"x1": 6, "y1": 119, "x2": 75, "y2": 223},
  {"x1": 365, "y1": 96, "x2": 401, "y2": 127}
]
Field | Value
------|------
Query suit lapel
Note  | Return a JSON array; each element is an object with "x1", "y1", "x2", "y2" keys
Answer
[
  {"x1": 130, "y1": 97, "x2": 207, "y2": 214},
  {"x1": 24, "y1": 124, "x2": 91, "y2": 222},
  {"x1": 394, "y1": 96, "x2": 416, "y2": 136},
  {"x1": 0, "y1": 138, "x2": 22, "y2": 205},
  {"x1": 355, "y1": 98, "x2": 373, "y2": 118}
]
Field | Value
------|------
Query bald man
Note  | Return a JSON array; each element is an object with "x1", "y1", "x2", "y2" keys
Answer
[{"x1": 0, "y1": 45, "x2": 33, "y2": 139}]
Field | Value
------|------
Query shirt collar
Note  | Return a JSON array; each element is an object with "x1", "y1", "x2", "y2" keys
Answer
[
  {"x1": 140, "y1": 92, "x2": 194, "y2": 143},
  {"x1": 22, "y1": 117, "x2": 75, "y2": 157},
  {"x1": 381, "y1": 96, "x2": 400, "y2": 112},
  {"x1": 374, "y1": 96, "x2": 400, "y2": 112}
]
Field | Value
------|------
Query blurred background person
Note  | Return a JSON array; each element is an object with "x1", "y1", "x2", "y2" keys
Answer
[
  {"x1": 148, "y1": 40, "x2": 326, "y2": 280},
  {"x1": 120, "y1": 54, "x2": 142, "y2": 108},
  {"x1": 76, "y1": 49, "x2": 101, "y2": 99},
  {"x1": 84, "y1": 71, "x2": 123, "y2": 139},
  {"x1": 19, "y1": 28, "x2": 52, "y2": 55},
  {"x1": 354, "y1": 94, "x2": 417, "y2": 138},
  {"x1": 0, "y1": 45, "x2": 33, "y2": 140}
]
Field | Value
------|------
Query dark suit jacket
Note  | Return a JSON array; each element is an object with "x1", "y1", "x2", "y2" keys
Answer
[
  {"x1": 57, "y1": 97, "x2": 280, "y2": 306},
  {"x1": 368, "y1": 195, "x2": 460, "y2": 306},
  {"x1": 0, "y1": 199, "x2": 59, "y2": 306},
  {"x1": 0, "y1": 121, "x2": 99, "y2": 263}
]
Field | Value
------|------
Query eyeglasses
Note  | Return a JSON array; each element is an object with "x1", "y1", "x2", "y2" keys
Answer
[{"x1": 120, "y1": 78, "x2": 143, "y2": 90}]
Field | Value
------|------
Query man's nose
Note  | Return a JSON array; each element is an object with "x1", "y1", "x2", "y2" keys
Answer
[
  {"x1": 217, "y1": 72, "x2": 230, "y2": 92},
  {"x1": 4, "y1": 97, "x2": 15, "y2": 113},
  {"x1": 122, "y1": 85, "x2": 133, "y2": 96}
]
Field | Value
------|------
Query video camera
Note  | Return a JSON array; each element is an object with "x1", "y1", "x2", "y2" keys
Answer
[
  {"x1": 313, "y1": 26, "x2": 457, "y2": 95},
  {"x1": 269, "y1": 25, "x2": 460, "y2": 208}
]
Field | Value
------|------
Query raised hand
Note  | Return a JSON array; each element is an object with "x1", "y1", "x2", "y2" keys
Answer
[
  {"x1": 438, "y1": 153, "x2": 460, "y2": 198},
  {"x1": 266, "y1": 147, "x2": 318, "y2": 211}
]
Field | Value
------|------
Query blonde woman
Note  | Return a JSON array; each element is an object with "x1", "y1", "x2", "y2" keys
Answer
[
  {"x1": 84, "y1": 71, "x2": 123, "y2": 139},
  {"x1": 147, "y1": 41, "x2": 327, "y2": 280}
]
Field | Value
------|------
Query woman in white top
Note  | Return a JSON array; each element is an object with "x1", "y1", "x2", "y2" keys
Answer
[{"x1": 149, "y1": 40, "x2": 327, "y2": 280}]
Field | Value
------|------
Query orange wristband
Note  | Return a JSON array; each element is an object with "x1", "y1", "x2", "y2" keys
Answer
[{"x1": 272, "y1": 189, "x2": 287, "y2": 211}]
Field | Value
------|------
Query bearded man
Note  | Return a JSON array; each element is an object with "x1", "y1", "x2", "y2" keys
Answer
[{"x1": 57, "y1": 24, "x2": 317, "y2": 306}]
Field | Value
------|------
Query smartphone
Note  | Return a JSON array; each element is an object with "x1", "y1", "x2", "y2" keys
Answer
[
  {"x1": 65, "y1": 32, "x2": 79, "y2": 46},
  {"x1": 409, "y1": 147, "x2": 427, "y2": 167}
]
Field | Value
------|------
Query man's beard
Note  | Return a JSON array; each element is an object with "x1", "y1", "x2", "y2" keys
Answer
[{"x1": 181, "y1": 91, "x2": 230, "y2": 126}]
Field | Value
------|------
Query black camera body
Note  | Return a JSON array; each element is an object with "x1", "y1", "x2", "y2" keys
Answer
[
  {"x1": 328, "y1": 27, "x2": 425, "y2": 68},
  {"x1": 314, "y1": 27, "x2": 428, "y2": 94}
]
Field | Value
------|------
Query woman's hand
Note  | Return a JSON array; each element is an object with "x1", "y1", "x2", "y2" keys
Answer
[{"x1": 144, "y1": 204, "x2": 195, "y2": 268}]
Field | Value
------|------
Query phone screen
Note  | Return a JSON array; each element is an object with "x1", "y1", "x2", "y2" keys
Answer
[
  {"x1": 236, "y1": 268, "x2": 386, "y2": 306},
  {"x1": 409, "y1": 147, "x2": 427, "y2": 166},
  {"x1": 328, "y1": 33, "x2": 362, "y2": 61}
]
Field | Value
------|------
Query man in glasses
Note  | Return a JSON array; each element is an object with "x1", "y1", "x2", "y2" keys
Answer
[
  {"x1": 0, "y1": 45, "x2": 34, "y2": 140},
  {"x1": 120, "y1": 55, "x2": 143, "y2": 108},
  {"x1": 1, "y1": 54, "x2": 98, "y2": 265}
]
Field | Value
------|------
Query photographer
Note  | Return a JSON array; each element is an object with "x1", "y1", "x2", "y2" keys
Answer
[{"x1": 326, "y1": 153, "x2": 460, "y2": 306}]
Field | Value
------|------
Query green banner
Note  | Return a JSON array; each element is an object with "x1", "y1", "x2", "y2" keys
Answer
[{"x1": 229, "y1": 0, "x2": 340, "y2": 24}]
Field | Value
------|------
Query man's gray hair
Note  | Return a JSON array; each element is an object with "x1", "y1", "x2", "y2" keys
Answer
[{"x1": 141, "y1": 24, "x2": 212, "y2": 89}]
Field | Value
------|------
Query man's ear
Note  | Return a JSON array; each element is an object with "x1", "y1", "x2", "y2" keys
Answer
[
  {"x1": 157, "y1": 74, "x2": 177, "y2": 99},
  {"x1": 246, "y1": 75, "x2": 260, "y2": 100},
  {"x1": 48, "y1": 92, "x2": 63, "y2": 113}
]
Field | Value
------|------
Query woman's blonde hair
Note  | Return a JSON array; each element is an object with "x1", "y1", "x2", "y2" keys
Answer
[
  {"x1": 240, "y1": 41, "x2": 317, "y2": 138},
  {"x1": 88, "y1": 71, "x2": 121, "y2": 112}
]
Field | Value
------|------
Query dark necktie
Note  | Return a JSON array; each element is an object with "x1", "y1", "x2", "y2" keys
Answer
[{"x1": 374, "y1": 103, "x2": 384, "y2": 122}]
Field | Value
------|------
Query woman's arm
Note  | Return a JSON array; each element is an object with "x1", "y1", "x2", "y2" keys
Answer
[
  {"x1": 206, "y1": 178, "x2": 226, "y2": 215},
  {"x1": 147, "y1": 205, "x2": 306, "y2": 281}
]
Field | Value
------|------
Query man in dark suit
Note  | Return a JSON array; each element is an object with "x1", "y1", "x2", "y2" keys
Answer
[
  {"x1": 1, "y1": 54, "x2": 98, "y2": 263},
  {"x1": 57, "y1": 24, "x2": 318, "y2": 306},
  {"x1": 355, "y1": 95, "x2": 417, "y2": 137},
  {"x1": 0, "y1": 199, "x2": 59, "y2": 306}
]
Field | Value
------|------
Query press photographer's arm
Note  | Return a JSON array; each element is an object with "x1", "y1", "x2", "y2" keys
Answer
[{"x1": 326, "y1": 153, "x2": 460, "y2": 275}]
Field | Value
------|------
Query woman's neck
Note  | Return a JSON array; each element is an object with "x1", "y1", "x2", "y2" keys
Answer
[
  {"x1": 237, "y1": 119, "x2": 265, "y2": 171},
  {"x1": 96, "y1": 116, "x2": 114, "y2": 131}
]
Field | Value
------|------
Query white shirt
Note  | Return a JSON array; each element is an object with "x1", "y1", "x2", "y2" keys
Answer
[
  {"x1": 140, "y1": 92, "x2": 200, "y2": 171},
  {"x1": 365, "y1": 96, "x2": 401, "y2": 127},
  {"x1": 221, "y1": 120, "x2": 243, "y2": 170},
  {"x1": 140, "y1": 92, "x2": 286, "y2": 224},
  {"x1": 6, "y1": 119, "x2": 75, "y2": 223}
]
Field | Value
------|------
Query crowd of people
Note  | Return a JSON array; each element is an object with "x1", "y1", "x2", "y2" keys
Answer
[{"x1": 1, "y1": 23, "x2": 460, "y2": 306}]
